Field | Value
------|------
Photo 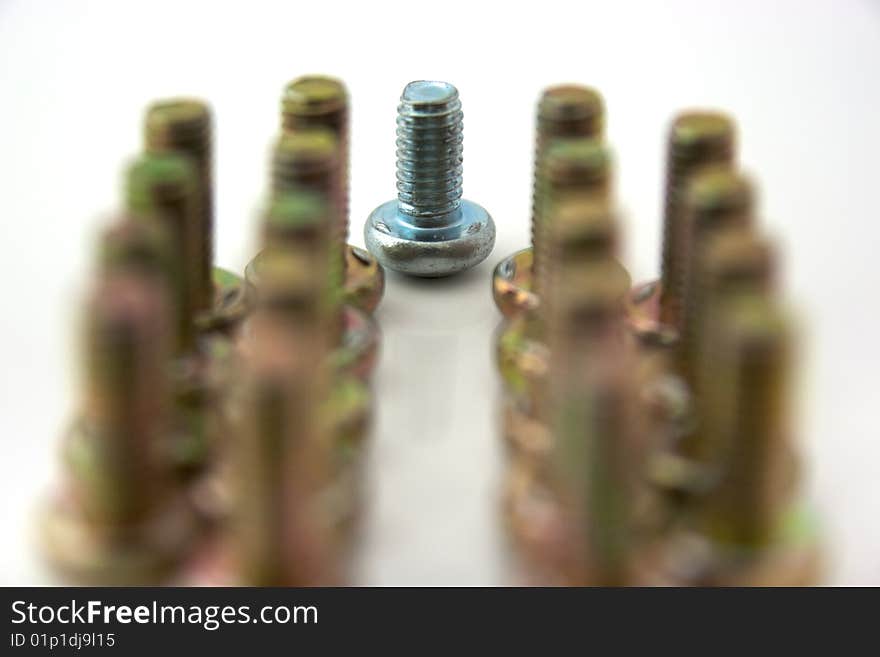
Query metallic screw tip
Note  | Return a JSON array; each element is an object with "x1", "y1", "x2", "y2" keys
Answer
[
  {"x1": 402, "y1": 80, "x2": 458, "y2": 104},
  {"x1": 539, "y1": 85, "x2": 604, "y2": 125},
  {"x1": 143, "y1": 98, "x2": 214, "y2": 314},
  {"x1": 688, "y1": 167, "x2": 754, "y2": 212},
  {"x1": 671, "y1": 111, "x2": 735, "y2": 149},
  {"x1": 263, "y1": 191, "x2": 328, "y2": 244},
  {"x1": 659, "y1": 110, "x2": 737, "y2": 329},
  {"x1": 283, "y1": 76, "x2": 347, "y2": 115},
  {"x1": 365, "y1": 80, "x2": 494, "y2": 277}
]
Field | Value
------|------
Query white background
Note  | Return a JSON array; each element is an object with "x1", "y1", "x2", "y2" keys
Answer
[{"x1": 0, "y1": 0, "x2": 878, "y2": 585}]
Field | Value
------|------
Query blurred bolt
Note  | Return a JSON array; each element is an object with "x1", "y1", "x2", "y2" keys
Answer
[
  {"x1": 232, "y1": 333, "x2": 334, "y2": 585},
  {"x1": 365, "y1": 80, "x2": 495, "y2": 277},
  {"x1": 680, "y1": 294, "x2": 820, "y2": 585},
  {"x1": 550, "y1": 350, "x2": 647, "y2": 585},
  {"x1": 681, "y1": 227, "x2": 777, "y2": 463},
  {"x1": 699, "y1": 295, "x2": 794, "y2": 546},
  {"x1": 282, "y1": 76, "x2": 350, "y2": 252},
  {"x1": 658, "y1": 111, "x2": 736, "y2": 328},
  {"x1": 144, "y1": 99, "x2": 213, "y2": 314},
  {"x1": 270, "y1": 129, "x2": 345, "y2": 290},
  {"x1": 534, "y1": 137, "x2": 612, "y2": 298},
  {"x1": 677, "y1": 167, "x2": 755, "y2": 380},
  {"x1": 126, "y1": 152, "x2": 201, "y2": 354},
  {"x1": 493, "y1": 85, "x2": 604, "y2": 318},
  {"x1": 41, "y1": 273, "x2": 195, "y2": 583}
]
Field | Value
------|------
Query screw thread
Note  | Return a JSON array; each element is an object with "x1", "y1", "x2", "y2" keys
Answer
[
  {"x1": 395, "y1": 81, "x2": 463, "y2": 222},
  {"x1": 126, "y1": 153, "x2": 201, "y2": 354},
  {"x1": 546, "y1": 305, "x2": 642, "y2": 584},
  {"x1": 531, "y1": 85, "x2": 605, "y2": 254},
  {"x1": 534, "y1": 138, "x2": 612, "y2": 297},
  {"x1": 282, "y1": 76, "x2": 351, "y2": 267},
  {"x1": 540, "y1": 197, "x2": 627, "y2": 327},
  {"x1": 684, "y1": 228, "x2": 776, "y2": 462},
  {"x1": 271, "y1": 128, "x2": 345, "y2": 278},
  {"x1": 144, "y1": 99, "x2": 213, "y2": 313},
  {"x1": 658, "y1": 111, "x2": 736, "y2": 328},
  {"x1": 700, "y1": 295, "x2": 794, "y2": 547},
  {"x1": 76, "y1": 273, "x2": 171, "y2": 524},
  {"x1": 235, "y1": 296, "x2": 331, "y2": 584},
  {"x1": 677, "y1": 168, "x2": 754, "y2": 381},
  {"x1": 259, "y1": 191, "x2": 342, "y2": 343},
  {"x1": 99, "y1": 215, "x2": 173, "y2": 281}
]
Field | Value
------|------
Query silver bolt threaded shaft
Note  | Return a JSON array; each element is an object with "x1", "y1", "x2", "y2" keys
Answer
[
  {"x1": 364, "y1": 80, "x2": 494, "y2": 277},
  {"x1": 396, "y1": 81, "x2": 464, "y2": 222}
]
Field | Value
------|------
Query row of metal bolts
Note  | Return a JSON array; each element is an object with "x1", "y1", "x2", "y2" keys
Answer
[{"x1": 39, "y1": 77, "x2": 818, "y2": 586}]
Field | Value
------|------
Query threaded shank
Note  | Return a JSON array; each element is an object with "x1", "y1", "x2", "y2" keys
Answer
[
  {"x1": 271, "y1": 130, "x2": 345, "y2": 297},
  {"x1": 677, "y1": 168, "x2": 754, "y2": 381},
  {"x1": 144, "y1": 99, "x2": 213, "y2": 313},
  {"x1": 534, "y1": 138, "x2": 612, "y2": 297},
  {"x1": 396, "y1": 81, "x2": 463, "y2": 221},
  {"x1": 531, "y1": 85, "x2": 605, "y2": 257},
  {"x1": 235, "y1": 330, "x2": 329, "y2": 585},
  {"x1": 282, "y1": 76, "x2": 351, "y2": 260},
  {"x1": 683, "y1": 228, "x2": 776, "y2": 462},
  {"x1": 260, "y1": 191, "x2": 342, "y2": 342},
  {"x1": 79, "y1": 274, "x2": 170, "y2": 523},
  {"x1": 700, "y1": 296, "x2": 793, "y2": 546},
  {"x1": 126, "y1": 153, "x2": 200, "y2": 354},
  {"x1": 658, "y1": 111, "x2": 736, "y2": 328}
]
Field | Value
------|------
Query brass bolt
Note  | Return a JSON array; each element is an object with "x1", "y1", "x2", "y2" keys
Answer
[
  {"x1": 281, "y1": 76, "x2": 384, "y2": 313},
  {"x1": 77, "y1": 274, "x2": 170, "y2": 522},
  {"x1": 677, "y1": 167, "x2": 755, "y2": 380},
  {"x1": 126, "y1": 152, "x2": 201, "y2": 354},
  {"x1": 534, "y1": 138, "x2": 613, "y2": 298},
  {"x1": 492, "y1": 84, "x2": 604, "y2": 318},
  {"x1": 682, "y1": 227, "x2": 776, "y2": 464},
  {"x1": 42, "y1": 272, "x2": 195, "y2": 583},
  {"x1": 658, "y1": 111, "x2": 736, "y2": 329},
  {"x1": 497, "y1": 195, "x2": 628, "y2": 430},
  {"x1": 246, "y1": 191, "x2": 341, "y2": 345},
  {"x1": 144, "y1": 99, "x2": 213, "y2": 314},
  {"x1": 282, "y1": 76, "x2": 350, "y2": 248},
  {"x1": 232, "y1": 255, "x2": 335, "y2": 585},
  {"x1": 271, "y1": 129, "x2": 344, "y2": 281},
  {"x1": 698, "y1": 295, "x2": 795, "y2": 547},
  {"x1": 532, "y1": 86, "x2": 605, "y2": 252}
]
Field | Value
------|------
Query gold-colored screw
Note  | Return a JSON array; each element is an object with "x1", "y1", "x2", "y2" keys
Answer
[
  {"x1": 534, "y1": 138, "x2": 612, "y2": 298},
  {"x1": 658, "y1": 112, "x2": 737, "y2": 329},
  {"x1": 232, "y1": 255, "x2": 334, "y2": 585},
  {"x1": 682, "y1": 227, "x2": 776, "y2": 463},
  {"x1": 270, "y1": 129, "x2": 344, "y2": 286},
  {"x1": 698, "y1": 294, "x2": 795, "y2": 548},
  {"x1": 531, "y1": 86, "x2": 605, "y2": 251},
  {"x1": 677, "y1": 167, "x2": 755, "y2": 380},
  {"x1": 76, "y1": 274, "x2": 171, "y2": 523},
  {"x1": 144, "y1": 99, "x2": 213, "y2": 314},
  {"x1": 126, "y1": 152, "x2": 201, "y2": 354},
  {"x1": 542, "y1": 266, "x2": 644, "y2": 585},
  {"x1": 42, "y1": 272, "x2": 196, "y2": 583},
  {"x1": 282, "y1": 76, "x2": 350, "y2": 249},
  {"x1": 492, "y1": 85, "x2": 605, "y2": 319}
]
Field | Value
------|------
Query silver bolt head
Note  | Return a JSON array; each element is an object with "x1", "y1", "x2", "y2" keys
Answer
[{"x1": 364, "y1": 200, "x2": 495, "y2": 277}]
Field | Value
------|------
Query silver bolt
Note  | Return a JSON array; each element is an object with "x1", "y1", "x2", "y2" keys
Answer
[{"x1": 364, "y1": 80, "x2": 495, "y2": 277}]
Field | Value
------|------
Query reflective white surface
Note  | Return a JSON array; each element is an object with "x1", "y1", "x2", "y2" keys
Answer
[{"x1": 1, "y1": 0, "x2": 879, "y2": 585}]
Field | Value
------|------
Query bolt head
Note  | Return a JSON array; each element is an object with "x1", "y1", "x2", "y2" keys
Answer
[
  {"x1": 343, "y1": 245, "x2": 385, "y2": 314},
  {"x1": 492, "y1": 248, "x2": 538, "y2": 318},
  {"x1": 364, "y1": 199, "x2": 496, "y2": 277}
]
